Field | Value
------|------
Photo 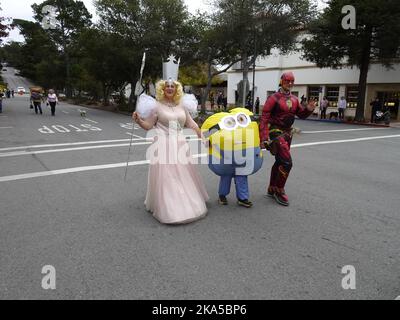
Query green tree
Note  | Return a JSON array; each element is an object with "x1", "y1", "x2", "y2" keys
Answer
[
  {"x1": 32, "y1": 0, "x2": 92, "y2": 97},
  {"x1": 215, "y1": 0, "x2": 316, "y2": 107},
  {"x1": 302, "y1": 0, "x2": 400, "y2": 121},
  {"x1": 0, "y1": 2, "x2": 10, "y2": 42},
  {"x1": 11, "y1": 19, "x2": 62, "y2": 84},
  {"x1": 0, "y1": 42, "x2": 23, "y2": 66},
  {"x1": 179, "y1": 62, "x2": 225, "y2": 87},
  {"x1": 77, "y1": 27, "x2": 130, "y2": 105},
  {"x1": 95, "y1": 0, "x2": 193, "y2": 109},
  {"x1": 182, "y1": 12, "x2": 242, "y2": 111}
]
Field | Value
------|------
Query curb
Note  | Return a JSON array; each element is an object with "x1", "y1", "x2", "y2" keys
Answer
[
  {"x1": 301, "y1": 117, "x2": 392, "y2": 128},
  {"x1": 63, "y1": 100, "x2": 133, "y2": 116}
]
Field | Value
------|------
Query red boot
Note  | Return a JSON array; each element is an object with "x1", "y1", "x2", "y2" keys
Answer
[{"x1": 274, "y1": 191, "x2": 289, "y2": 206}]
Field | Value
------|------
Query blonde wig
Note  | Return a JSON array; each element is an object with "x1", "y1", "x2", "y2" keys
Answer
[{"x1": 155, "y1": 80, "x2": 184, "y2": 105}]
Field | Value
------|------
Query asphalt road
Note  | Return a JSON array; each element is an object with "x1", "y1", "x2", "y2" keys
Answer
[
  {"x1": 0, "y1": 73, "x2": 399, "y2": 300},
  {"x1": 1, "y1": 66, "x2": 34, "y2": 92}
]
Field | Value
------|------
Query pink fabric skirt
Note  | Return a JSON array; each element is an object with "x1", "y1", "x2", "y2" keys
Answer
[{"x1": 144, "y1": 131, "x2": 209, "y2": 224}]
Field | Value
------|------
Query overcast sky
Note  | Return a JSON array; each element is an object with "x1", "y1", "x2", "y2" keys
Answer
[{"x1": 1, "y1": 0, "x2": 326, "y2": 43}]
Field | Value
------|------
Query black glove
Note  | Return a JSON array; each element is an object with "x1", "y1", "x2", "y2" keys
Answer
[{"x1": 262, "y1": 140, "x2": 271, "y2": 150}]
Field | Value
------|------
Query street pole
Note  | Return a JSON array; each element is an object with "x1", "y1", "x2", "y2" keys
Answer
[
  {"x1": 252, "y1": 28, "x2": 256, "y2": 114},
  {"x1": 124, "y1": 50, "x2": 147, "y2": 182},
  {"x1": 242, "y1": 57, "x2": 247, "y2": 108}
]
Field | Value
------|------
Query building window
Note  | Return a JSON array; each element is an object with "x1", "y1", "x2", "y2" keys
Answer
[
  {"x1": 346, "y1": 86, "x2": 358, "y2": 108},
  {"x1": 326, "y1": 86, "x2": 340, "y2": 107},
  {"x1": 308, "y1": 86, "x2": 320, "y2": 102}
]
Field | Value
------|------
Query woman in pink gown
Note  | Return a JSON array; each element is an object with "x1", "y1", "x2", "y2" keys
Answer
[{"x1": 133, "y1": 80, "x2": 209, "y2": 224}]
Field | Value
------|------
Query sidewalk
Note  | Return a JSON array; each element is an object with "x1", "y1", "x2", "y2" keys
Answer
[{"x1": 302, "y1": 115, "x2": 399, "y2": 128}]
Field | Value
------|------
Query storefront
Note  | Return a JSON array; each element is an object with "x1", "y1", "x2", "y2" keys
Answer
[{"x1": 227, "y1": 48, "x2": 400, "y2": 120}]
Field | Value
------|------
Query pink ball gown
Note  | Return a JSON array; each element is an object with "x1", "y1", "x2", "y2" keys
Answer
[{"x1": 140, "y1": 99, "x2": 209, "y2": 224}]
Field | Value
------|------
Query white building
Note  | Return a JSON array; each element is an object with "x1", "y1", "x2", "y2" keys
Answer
[{"x1": 227, "y1": 48, "x2": 400, "y2": 121}]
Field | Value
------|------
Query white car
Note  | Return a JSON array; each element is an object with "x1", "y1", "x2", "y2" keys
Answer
[{"x1": 17, "y1": 87, "x2": 26, "y2": 94}]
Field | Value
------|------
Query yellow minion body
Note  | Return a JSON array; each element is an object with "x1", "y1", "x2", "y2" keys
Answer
[
  {"x1": 202, "y1": 108, "x2": 261, "y2": 154},
  {"x1": 201, "y1": 108, "x2": 263, "y2": 176}
]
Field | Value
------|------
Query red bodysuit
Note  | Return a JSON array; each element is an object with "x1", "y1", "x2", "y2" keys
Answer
[{"x1": 259, "y1": 90, "x2": 313, "y2": 195}]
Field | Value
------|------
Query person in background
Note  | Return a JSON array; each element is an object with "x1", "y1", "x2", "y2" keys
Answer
[
  {"x1": 209, "y1": 91, "x2": 215, "y2": 110},
  {"x1": 338, "y1": 96, "x2": 347, "y2": 120},
  {"x1": 369, "y1": 97, "x2": 382, "y2": 123},
  {"x1": 217, "y1": 91, "x2": 224, "y2": 110},
  {"x1": 320, "y1": 96, "x2": 329, "y2": 119},
  {"x1": 47, "y1": 89, "x2": 58, "y2": 116},
  {"x1": 0, "y1": 90, "x2": 4, "y2": 113},
  {"x1": 30, "y1": 89, "x2": 44, "y2": 115},
  {"x1": 255, "y1": 97, "x2": 260, "y2": 115},
  {"x1": 223, "y1": 96, "x2": 228, "y2": 111},
  {"x1": 300, "y1": 95, "x2": 307, "y2": 108}
]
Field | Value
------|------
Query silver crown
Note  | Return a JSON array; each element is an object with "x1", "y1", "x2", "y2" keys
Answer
[{"x1": 162, "y1": 54, "x2": 180, "y2": 82}]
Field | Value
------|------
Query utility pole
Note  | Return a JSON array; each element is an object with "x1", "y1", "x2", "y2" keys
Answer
[{"x1": 252, "y1": 27, "x2": 257, "y2": 114}]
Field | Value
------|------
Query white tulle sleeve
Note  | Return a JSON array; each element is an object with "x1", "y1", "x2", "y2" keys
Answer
[
  {"x1": 136, "y1": 94, "x2": 157, "y2": 119},
  {"x1": 181, "y1": 94, "x2": 199, "y2": 118}
]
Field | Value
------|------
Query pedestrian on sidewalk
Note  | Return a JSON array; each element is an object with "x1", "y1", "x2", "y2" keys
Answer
[
  {"x1": 320, "y1": 96, "x2": 329, "y2": 119},
  {"x1": 300, "y1": 95, "x2": 307, "y2": 108},
  {"x1": 255, "y1": 97, "x2": 260, "y2": 114},
  {"x1": 338, "y1": 96, "x2": 347, "y2": 120},
  {"x1": 209, "y1": 92, "x2": 215, "y2": 110},
  {"x1": 47, "y1": 89, "x2": 58, "y2": 116},
  {"x1": 30, "y1": 89, "x2": 44, "y2": 115},
  {"x1": 370, "y1": 97, "x2": 382, "y2": 123},
  {"x1": 217, "y1": 91, "x2": 223, "y2": 110},
  {"x1": 0, "y1": 91, "x2": 4, "y2": 113}
]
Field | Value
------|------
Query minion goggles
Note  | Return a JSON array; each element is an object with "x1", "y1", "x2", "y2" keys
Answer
[{"x1": 204, "y1": 112, "x2": 255, "y2": 138}]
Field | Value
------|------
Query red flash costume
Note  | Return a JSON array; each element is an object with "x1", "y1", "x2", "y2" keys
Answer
[{"x1": 259, "y1": 72, "x2": 314, "y2": 206}]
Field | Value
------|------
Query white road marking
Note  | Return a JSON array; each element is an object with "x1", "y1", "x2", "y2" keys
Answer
[
  {"x1": 0, "y1": 160, "x2": 150, "y2": 182},
  {"x1": 0, "y1": 142, "x2": 152, "y2": 158},
  {"x1": 85, "y1": 119, "x2": 98, "y2": 124},
  {"x1": 62, "y1": 111, "x2": 69, "y2": 114},
  {"x1": 0, "y1": 138, "x2": 142, "y2": 152},
  {"x1": 120, "y1": 123, "x2": 141, "y2": 130},
  {"x1": 1, "y1": 134, "x2": 400, "y2": 182},
  {"x1": 38, "y1": 124, "x2": 102, "y2": 134},
  {"x1": 302, "y1": 128, "x2": 390, "y2": 134},
  {"x1": 126, "y1": 132, "x2": 145, "y2": 139},
  {"x1": 0, "y1": 126, "x2": 13, "y2": 129},
  {"x1": 292, "y1": 134, "x2": 400, "y2": 148}
]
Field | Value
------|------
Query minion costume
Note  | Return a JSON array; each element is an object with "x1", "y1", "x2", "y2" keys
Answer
[{"x1": 201, "y1": 108, "x2": 263, "y2": 207}]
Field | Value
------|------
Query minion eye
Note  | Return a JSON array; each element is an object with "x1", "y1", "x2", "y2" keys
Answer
[
  {"x1": 237, "y1": 113, "x2": 249, "y2": 127},
  {"x1": 221, "y1": 116, "x2": 237, "y2": 130}
]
